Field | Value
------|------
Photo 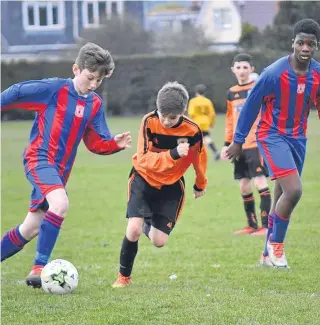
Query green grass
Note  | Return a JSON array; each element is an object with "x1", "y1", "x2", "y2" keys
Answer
[{"x1": 1, "y1": 114, "x2": 320, "y2": 325}]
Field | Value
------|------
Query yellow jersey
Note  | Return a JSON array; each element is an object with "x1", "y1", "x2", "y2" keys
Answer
[{"x1": 188, "y1": 95, "x2": 216, "y2": 132}]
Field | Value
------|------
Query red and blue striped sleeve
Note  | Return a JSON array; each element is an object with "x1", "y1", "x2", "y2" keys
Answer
[
  {"x1": 83, "y1": 101, "x2": 121, "y2": 155},
  {"x1": 1, "y1": 79, "x2": 61, "y2": 112},
  {"x1": 233, "y1": 71, "x2": 274, "y2": 144}
]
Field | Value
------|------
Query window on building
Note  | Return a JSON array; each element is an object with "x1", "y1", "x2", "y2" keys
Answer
[
  {"x1": 82, "y1": 1, "x2": 124, "y2": 28},
  {"x1": 213, "y1": 8, "x2": 232, "y2": 30},
  {"x1": 22, "y1": 1, "x2": 65, "y2": 30}
]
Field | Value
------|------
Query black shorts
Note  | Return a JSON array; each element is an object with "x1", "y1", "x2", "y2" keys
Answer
[
  {"x1": 234, "y1": 147, "x2": 269, "y2": 180},
  {"x1": 202, "y1": 131, "x2": 210, "y2": 137},
  {"x1": 126, "y1": 169, "x2": 185, "y2": 235}
]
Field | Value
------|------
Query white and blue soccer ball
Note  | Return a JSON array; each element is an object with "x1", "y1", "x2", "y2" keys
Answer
[{"x1": 41, "y1": 259, "x2": 79, "y2": 294}]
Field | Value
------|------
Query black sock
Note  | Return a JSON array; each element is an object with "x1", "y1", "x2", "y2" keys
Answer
[
  {"x1": 259, "y1": 187, "x2": 271, "y2": 228},
  {"x1": 119, "y1": 236, "x2": 138, "y2": 277},
  {"x1": 242, "y1": 193, "x2": 258, "y2": 229},
  {"x1": 209, "y1": 143, "x2": 217, "y2": 153}
]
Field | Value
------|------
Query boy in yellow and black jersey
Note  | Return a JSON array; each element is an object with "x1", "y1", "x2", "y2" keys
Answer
[{"x1": 188, "y1": 84, "x2": 220, "y2": 161}]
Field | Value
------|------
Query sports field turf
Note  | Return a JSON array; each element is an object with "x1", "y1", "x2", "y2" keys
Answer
[{"x1": 2, "y1": 114, "x2": 320, "y2": 325}]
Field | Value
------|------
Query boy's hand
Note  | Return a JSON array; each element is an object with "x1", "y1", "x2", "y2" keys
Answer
[
  {"x1": 177, "y1": 142, "x2": 190, "y2": 157},
  {"x1": 220, "y1": 146, "x2": 229, "y2": 160},
  {"x1": 226, "y1": 142, "x2": 242, "y2": 162},
  {"x1": 193, "y1": 188, "x2": 206, "y2": 199},
  {"x1": 114, "y1": 132, "x2": 132, "y2": 149}
]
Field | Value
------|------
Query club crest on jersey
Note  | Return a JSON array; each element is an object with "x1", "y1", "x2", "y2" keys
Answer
[
  {"x1": 297, "y1": 83, "x2": 305, "y2": 94},
  {"x1": 177, "y1": 137, "x2": 188, "y2": 144},
  {"x1": 75, "y1": 104, "x2": 84, "y2": 117}
]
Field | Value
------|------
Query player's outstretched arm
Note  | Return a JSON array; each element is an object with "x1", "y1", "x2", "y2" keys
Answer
[
  {"x1": 83, "y1": 104, "x2": 131, "y2": 155},
  {"x1": 1, "y1": 80, "x2": 55, "y2": 112},
  {"x1": 233, "y1": 71, "x2": 273, "y2": 144}
]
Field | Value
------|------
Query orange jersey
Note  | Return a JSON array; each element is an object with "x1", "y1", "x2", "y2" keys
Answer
[
  {"x1": 132, "y1": 111, "x2": 208, "y2": 190},
  {"x1": 225, "y1": 81, "x2": 260, "y2": 149}
]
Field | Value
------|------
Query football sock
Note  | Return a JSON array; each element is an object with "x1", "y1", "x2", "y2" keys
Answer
[
  {"x1": 34, "y1": 211, "x2": 64, "y2": 266},
  {"x1": 263, "y1": 214, "x2": 274, "y2": 256},
  {"x1": 271, "y1": 212, "x2": 290, "y2": 243},
  {"x1": 258, "y1": 187, "x2": 271, "y2": 228},
  {"x1": 1, "y1": 225, "x2": 29, "y2": 262},
  {"x1": 119, "y1": 236, "x2": 138, "y2": 277},
  {"x1": 242, "y1": 193, "x2": 258, "y2": 229},
  {"x1": 209, "y1": 143, "x2": 218, "y2": 153}
]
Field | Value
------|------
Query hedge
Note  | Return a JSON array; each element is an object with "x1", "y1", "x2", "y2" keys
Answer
[{"x1": 2, "y1": 50, "x2": 317, "y2": 120}]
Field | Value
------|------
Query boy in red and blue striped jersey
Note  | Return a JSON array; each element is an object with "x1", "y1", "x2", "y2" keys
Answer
[
  {"x1": 227, "y1": 19, "x2": 320, "y2": 268},
  {"x1": 1, "y1": 43, "x2": 132, "y2": 287}
]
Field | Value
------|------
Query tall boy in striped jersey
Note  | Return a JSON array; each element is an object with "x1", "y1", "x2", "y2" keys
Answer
[
  {"x1": 112, "y1": 82, "x2": 207, "y2": 287},
  {"x1": 221, "y1": 54, "x2": 271, "y2": 236},
  {"x1": 1, "y1": 43, "x2": 132, "y2": 287},
  {"x1": 227, "y1": 19, "x2": 320, "y2": 268}
]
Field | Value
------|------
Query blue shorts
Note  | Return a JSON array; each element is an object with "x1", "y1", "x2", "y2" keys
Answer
[
  {"x1": 257, "y1": 134, "x2": 306, "y2": 180},
  {"x1": 25, "y1": 165, "x2": 65, "y2": 212}
]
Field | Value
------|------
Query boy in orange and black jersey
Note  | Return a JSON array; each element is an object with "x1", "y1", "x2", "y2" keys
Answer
[
  {"x1": 221, "y1": 53, "x2": 271, "y2": 236},
  {"x1": 112, "y1": 81, "x2": 207, "y2": 287}
]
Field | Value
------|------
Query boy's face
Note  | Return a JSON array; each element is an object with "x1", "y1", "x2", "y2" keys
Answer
[
  {"x1": 73, "y1": 65, "x2": 105, "y2": 96},
  {"x1": 231, "y1": 61, "x2": 253, "y2": 84},
  {"x1": 292, "y1": 33, "x2": 318, "y2": 63},
  {"x1": 158, "y1": 111, "x2": 183, "y2": 128}
]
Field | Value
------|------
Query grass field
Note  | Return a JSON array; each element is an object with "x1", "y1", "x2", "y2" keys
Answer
[{"x1": 1, "y1": 114, "x2": 320, "y2": 325}]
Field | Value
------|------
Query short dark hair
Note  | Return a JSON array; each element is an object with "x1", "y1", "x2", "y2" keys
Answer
[
  {"x1": 293, "y1": 19, "x2": 320, "y2": 42},
  {"x1": 232, "y1": 53, "x2": 253, "y2": 66},
  {"x1": 75, "y1": 42, "x2": 115, "y2": 77},
  {"x1": 195, "y1": 84, "x2": 207, "y2": 95},
  {"x1": 156, "y1": 81, "x2": 189, "y2": 115}
]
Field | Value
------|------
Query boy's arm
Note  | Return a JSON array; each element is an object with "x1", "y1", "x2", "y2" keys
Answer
[
  {"x1": 1, "y1": 80, "x2": 55, "y2": 112},
  {"x1": 136, "y1": 117, "x2": 181, "y2": 172},
  {"x1": 224, "y1": 99, "x2": 233, "y2": 146},
  {"x1": 83, "y1": 104, "x2": 122, "y2": 155},
  {"x1": 315, "y1": 88, "x2": 320, "y2": 119},
  {"x1": 192, "y1": 139, "x2": 208, "y2": 191},
  {"x1": 233, "y1": 72, "x2": 273, "y2": 144}
]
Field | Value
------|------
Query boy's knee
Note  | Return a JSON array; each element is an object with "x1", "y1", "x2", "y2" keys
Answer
[
  {"x1": 49, "y1": 198, "x2": 69, "y2": 217},
  {"x1": 150, "y1": 235, "x2": 168, "y2": 247},
  {"x1": 126, "y1": 220, "x2": 143, "y2": 241}
]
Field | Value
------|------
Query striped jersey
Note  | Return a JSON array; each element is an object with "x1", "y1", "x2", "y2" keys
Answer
[
  {"x1": 1, "y1": 78, "x2": 120, "y2": 182},
  {"x1": 225, "y1": 81, "x2": 259, "y2": 149},
  {"x1": 132, "y1": 110, "x2": 207, "y2": 190},
  {"x1": 233, "y1": 56, "x2": 320, "y2": 144}
]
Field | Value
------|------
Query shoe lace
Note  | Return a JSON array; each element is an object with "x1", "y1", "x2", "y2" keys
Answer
[
  {"x1": 272, "y1": 243, "x2": 284, "y2": 258},
  {"x1": 118, "y1": 273, "x2": 131, "y2": 284}
]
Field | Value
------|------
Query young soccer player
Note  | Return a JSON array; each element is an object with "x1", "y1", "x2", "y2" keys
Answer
[
  {"x1": 188, "y1": 84, "x2": 220, "y2": 161},
  {"x1": 112, "y1": 81, "x2": 207, "y2": 287},
  {"x1": 221, "y1": 54, "x2": 271, "y2": 236},
  {"x1": 226, "y1": 19, "x2": 320, "y2": 268},
  {"x1": 1, "y1": 42, "x2": 132, "y2": 287}
]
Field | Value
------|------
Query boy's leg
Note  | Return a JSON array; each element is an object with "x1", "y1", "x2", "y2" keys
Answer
[
  {"x1": 203, "y1": 132, "x2": 220, "y2": 160},
  {"x1": 257, "y1": 136, "x2": 305, "y2": 267},
  {"x1": 25, "y1": 166, "x2": 67, "y2": 288},
  {"x1": 1, "y1": 210, "x2": 45, "y2": 262},
  {"x1": 233, "y1": 154, "x2": 257, "y2": 234},
  {"x1": 113, "y1": 171, "x2": 150, "y2": 287}
]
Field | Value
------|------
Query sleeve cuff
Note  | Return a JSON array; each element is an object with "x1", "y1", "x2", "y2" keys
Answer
[
  {"x1": 170, "y1": 147, "x2": 181, "y2": 160},
  {"x1": 193, "y1": 184, "x2": 204, "y2": 192}
]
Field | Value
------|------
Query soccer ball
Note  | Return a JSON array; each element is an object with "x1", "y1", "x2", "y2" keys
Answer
[{"x1": 41, "y1": 259, "x2": 79, "y2": 294}]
